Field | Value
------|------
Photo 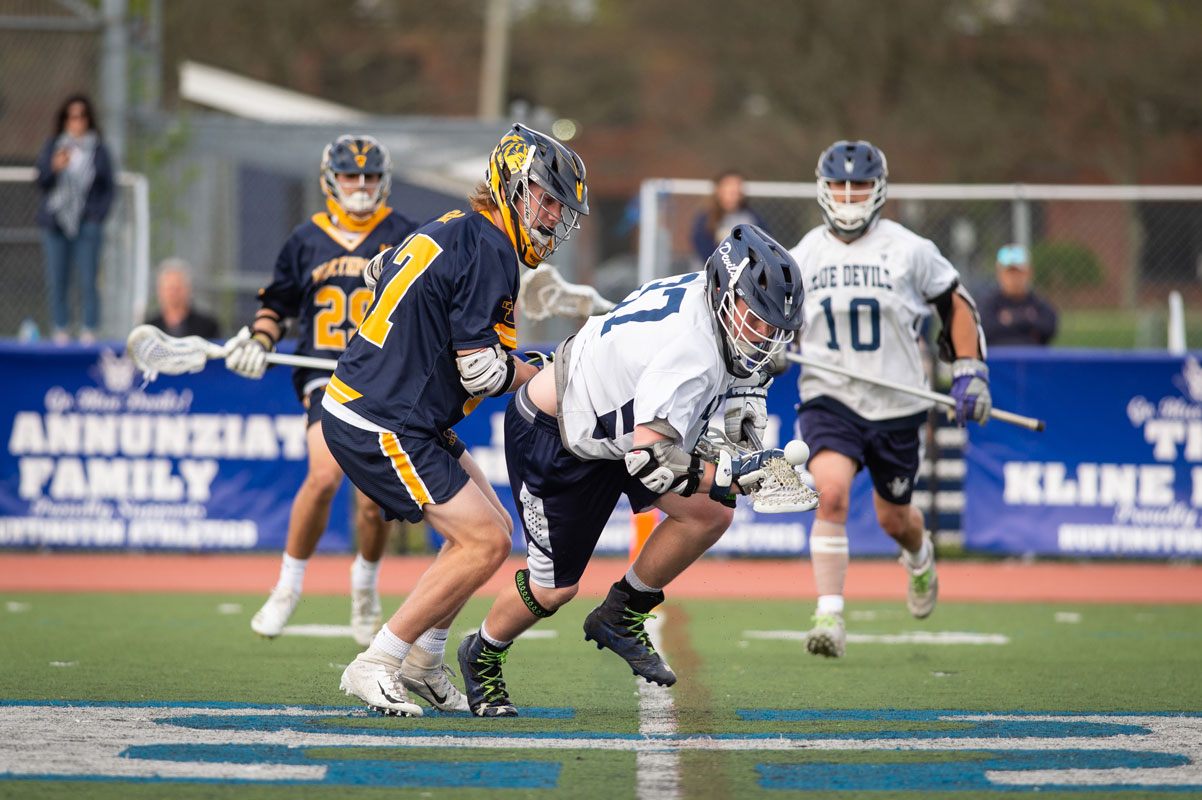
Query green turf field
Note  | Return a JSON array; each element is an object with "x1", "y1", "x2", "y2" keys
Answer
[{"x1": 2, "y1": 592, "x2": 1201, "y2": 798}]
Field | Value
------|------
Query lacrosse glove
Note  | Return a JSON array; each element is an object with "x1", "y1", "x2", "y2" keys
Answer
[
  {"x1": 363, "y1": 251, "x2": 386, "y2": 292},
  {"x1": 225, "y1": 326, "x2": 272, "y2": 380},
  {"x1": 724, "y1": 373, "x2": 771, "y2": 448},
  {"x1": 711, "y1": 447, "x2": 786, "y2": 498},
  {"x1": 950, "y1": 357, "x2": 991, "y2": 426}
]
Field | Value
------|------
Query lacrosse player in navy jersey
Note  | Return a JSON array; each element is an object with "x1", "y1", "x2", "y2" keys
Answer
[
  {"x1": 453, "y1": 224, "x2": 806, "y2": 717},
  {"x1": 223, "y1": 135, "x2": 418, "y2": 651},
  {"x1": 781, "y1": 140, "x2": 989, "y2": 659},
  {"x1": 321, "y1": 124, "x2": 589, "y2": 717}
]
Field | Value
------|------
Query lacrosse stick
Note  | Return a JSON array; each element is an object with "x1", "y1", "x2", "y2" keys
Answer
[
  {"x1": 783, "y1": 351, "x2": 1046, "y2": 432},
  {"x1": 720, "y1": 420, "x2": 819, "y2": 514},
  {"x1": 518, "y1": 263, "x2": 616, "y2": 322},
  {"x1": 126, "y1": 325, "x2": 337, "y2": 383}
]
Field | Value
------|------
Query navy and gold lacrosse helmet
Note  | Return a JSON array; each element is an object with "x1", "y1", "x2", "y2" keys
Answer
[
  {"x1": 321, "y1": 134, "x2": 392, "y2": 222},
  {"x1": 486, "y1": 123, "x2": 588, "y2": 268}
]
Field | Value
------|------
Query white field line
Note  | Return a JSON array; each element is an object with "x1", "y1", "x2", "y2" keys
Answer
[
  {"x1": 744, "y1": 630, "x2": 1010, "y2": 645},
  {"x1": 636, "y1": 611, "x2": 680, "y2": 800}
]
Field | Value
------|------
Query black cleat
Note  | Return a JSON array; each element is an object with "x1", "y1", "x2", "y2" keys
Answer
[
  {"x1": 583, "y1": 584, "x2": 677, "y2": 686},
  {"x1": 457, "y1": 632, "x2": 518, "y2": 717}
]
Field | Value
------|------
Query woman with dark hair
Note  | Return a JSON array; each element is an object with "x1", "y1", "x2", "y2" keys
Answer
[
  {"x1": 34, "y1": 93, "x2": 114, "y2": 344},
  {"x1": 690, "y1": 170, "x2": 768, "y2": 264}
]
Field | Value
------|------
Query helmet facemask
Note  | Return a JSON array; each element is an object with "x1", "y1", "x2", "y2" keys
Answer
[
  {"x1": 332, "y1": 173, "x2": 386, "y2": 217},
  {"x1": 715, "y1": 265, "x2": 795, "y2": 378},
  {"x1": 816, "y1": 176, "x2": 886, "y2": 238},
  {"x1": 510, "y1": 177, "x2": 582, "y2": 265}
]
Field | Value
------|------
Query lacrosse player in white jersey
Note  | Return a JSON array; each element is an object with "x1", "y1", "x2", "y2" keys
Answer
[
  {"x1": 781, "y1": 140, "x2": 989, "y2": 659},
  {"x1": 456, "y1": 224, "x2": 805, "y2": 716}
]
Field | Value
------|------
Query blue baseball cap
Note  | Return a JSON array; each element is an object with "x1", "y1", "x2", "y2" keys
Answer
[{"x1": 997, "y1": 243, "x2": 1029, "y2": 269}]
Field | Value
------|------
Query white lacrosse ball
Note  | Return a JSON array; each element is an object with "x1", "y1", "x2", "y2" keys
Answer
[{"x1": 783, "y1": 439, "x2": 810, "y2": 466}]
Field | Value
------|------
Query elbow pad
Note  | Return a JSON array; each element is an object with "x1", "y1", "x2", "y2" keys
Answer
[
  {"x1": 624, "y1": 439, "x2": 703, "y2": 497},
  {"x1": 457, "y1": 344, "x2": 516, "y2": 397}
]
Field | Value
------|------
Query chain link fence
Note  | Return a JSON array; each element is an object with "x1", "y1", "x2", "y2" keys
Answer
[{"x1": 636, "y1": 180, "x2": 1202, "y2": 348}]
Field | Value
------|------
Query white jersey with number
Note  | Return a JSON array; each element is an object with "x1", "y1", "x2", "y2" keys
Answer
[
  {"x1": 789, "y1": 219, "x2": 960, "y2": 421},
  {"x1": 560, "y1": 271, "x2": 731, "y2": 461}
]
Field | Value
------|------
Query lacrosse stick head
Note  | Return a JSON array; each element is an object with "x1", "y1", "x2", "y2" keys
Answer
[
  {"x1": 126, "y1": 324, "x2": 220, "y2": 382},
  {"x1": 518, "y1": 264, "x2": 613, "y2": 321},
  {"x1": 749, "y1": 455, "x2": 820, "y2": 514}
]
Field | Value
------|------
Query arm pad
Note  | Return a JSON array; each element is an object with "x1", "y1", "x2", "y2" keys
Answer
[
  {"x1": 457, "y1": 344, "x2": 516, "y2": 397},
  {"x1": 931, "y1": 281, "x2": 987, "y2": 363},
  {"x1": 624, "y1": 439, "x2": 703, "y2": 497}
]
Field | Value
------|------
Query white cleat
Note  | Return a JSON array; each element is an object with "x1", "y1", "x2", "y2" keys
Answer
[
  {"x1": 903, "y1": 532, "x2": 939, "y2": 619},
  {"x1": 350, "y1": 587, "x2": 382, "y2": 648},
  {"x1": 804, "y1": 612, "x2": 846, "y2": 658},
  {"x1": 340, "y1": 647, "x2": 423, "y2": 717},
  {"x1": 250, "y1": 586, "x2": 300, "y2": 639},
  {"x1": 401, "y1": 646, "x2": 469, "y2": 713}
]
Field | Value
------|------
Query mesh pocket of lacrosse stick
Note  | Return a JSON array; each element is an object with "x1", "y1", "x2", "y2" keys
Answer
[
  {"x1": 126, "y1": 324, "x2": 221, "y2": 382},
  {"x1": 518, "y1": 264, "x2": 613, "y2": 321},
  {"x1": 749, "y1": 455, "x2": 820, "y2": 514}
]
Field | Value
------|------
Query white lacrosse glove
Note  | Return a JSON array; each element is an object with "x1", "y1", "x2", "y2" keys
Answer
[
  {"x1": 363, "y1": 251, "x2": 387, "y2": 292},
  {"x1": 224, "y1": 326, "x2": 272, "y2": 379},
  {"x1": 724, "y1": 373, "x2": 771, "y2": 447}
]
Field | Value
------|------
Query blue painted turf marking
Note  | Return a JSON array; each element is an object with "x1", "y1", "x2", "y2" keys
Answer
[
  {"x1": 758, "y1": 750, "x2": 1193, "y2": 793},
  {"x1": 124, "y1": 745, "x2": 560, "y2": 788},
  {"x1": 735, "y1": 709, "x2": 1151, "y2": 739}
]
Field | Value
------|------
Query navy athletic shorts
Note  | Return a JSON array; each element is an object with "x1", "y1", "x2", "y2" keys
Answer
[
  {"x1": 798, "y1": 401, "x2": 923, "y2": 506},
  {"x1": 322, "y1": 409, "x2": 469, "y2": 523},
  {"x1": 304, "y1": 386, "x2": 326, "y2": 427},
  {"x1": 505, "y1": 384, "x2": 659, "y2": 588}
]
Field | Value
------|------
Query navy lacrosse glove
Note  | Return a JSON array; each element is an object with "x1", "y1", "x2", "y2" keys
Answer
[{"x1": 950, "y1": 358, "x2": 991, "y2": 426}]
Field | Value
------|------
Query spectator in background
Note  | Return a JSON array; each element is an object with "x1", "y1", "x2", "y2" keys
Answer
[
  {"x1": 145, "y1": 258, "x2": 220, "y2": 339},
  {"x1": 34, "y1": 94, "x2": 114, "y2": 345},
  {"x1": 690, "y1": 170, "x2": 768, "y2": 263},
  {"x1": 978, "y1": 243, "x2": 1058, "y2": 346}
]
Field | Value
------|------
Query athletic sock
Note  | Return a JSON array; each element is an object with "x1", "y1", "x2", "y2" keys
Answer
[
  {"x1": 903, "y1": 533, "x2": 933, "y2": 570},
  {"x1": 624, "y1": 566, "x2": 661, "y2": 594},
  {"x1": 616, "y1": 576, "x2": 663, "y2": 614},
  {"x1": 479, "y1": 622, "x2": 512, "y2": 650},
  {"x1": 350, "y1": 553, "x2": 381, "y2": 592},
  {"x1": 413, "y1": 627, "x2": 450, "y2": 659},
  {"x1": 278, "y1": 553, "x2": 308, "y2": 594},
  {"x1": 817, "y1": 594, "x2": 844, "y2": 615},
  {"x1": 372, "y1": 625, "x2": 411, "y2": 661}
]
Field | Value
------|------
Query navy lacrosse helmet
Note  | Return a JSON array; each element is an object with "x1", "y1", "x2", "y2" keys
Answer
[
  {"x1": 487, "y1": 123, "x2": 589, "y2": 268},
  {"x1": 815, "y1": 140, "x2": 888, "y2": 239},
  {"x1": 705, "y1": 223, "x2": 804, "y2": 378},
  {"x1": 321, "y1": 134, "x2": 392, "y2": 221}
]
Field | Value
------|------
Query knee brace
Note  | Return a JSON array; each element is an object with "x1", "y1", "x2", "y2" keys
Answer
[{"x1": 515, "y1": 568, "x2": 557, "y2": 618}]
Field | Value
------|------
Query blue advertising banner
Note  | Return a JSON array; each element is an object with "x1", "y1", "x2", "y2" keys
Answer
[
  {"x1": 0, "y1": 341, "x2": 351, "y2": 552},
  {"x1": 963, "y1": 348, "x2": 1202, "y2": 558}
]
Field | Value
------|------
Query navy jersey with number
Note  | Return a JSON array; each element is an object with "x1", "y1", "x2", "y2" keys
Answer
[
  {"x1": 257, "y1": 208, "x2": 419, "y2": 377},
  {"x1": 323, "y1": 209, "x2": 519, "y2": 435}
]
